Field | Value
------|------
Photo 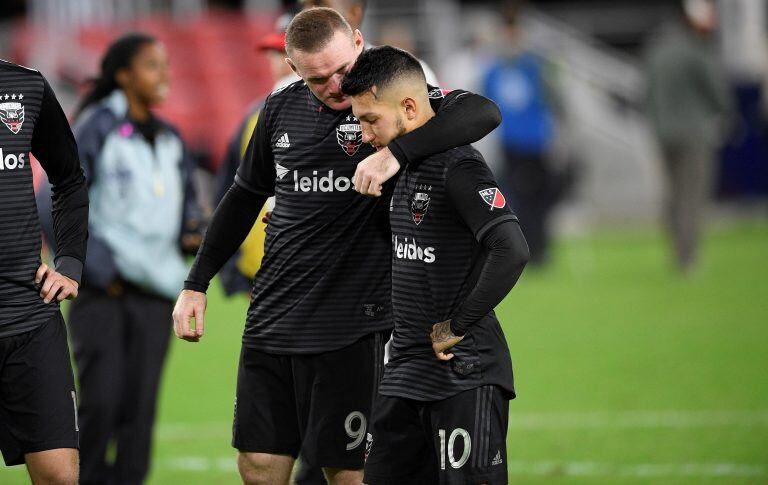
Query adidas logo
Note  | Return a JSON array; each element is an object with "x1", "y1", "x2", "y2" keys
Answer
[
  {"x1": 491, "y1": 450, "x2": 503, "y2": 466},
  {"x1": 276, "y1": 133, "x2": 290, "y2": 148}
]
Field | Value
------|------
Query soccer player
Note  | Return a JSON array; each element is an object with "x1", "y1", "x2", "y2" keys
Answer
[
  {"x1": 0, "y1": 59, "x2": 88, "y2": 484},
  {"x1": 341, "y1": 46, "x2": 529, "y2": 485},
  {"x1": 172, "y1": 8, "x2": 501, "y2": 485}
]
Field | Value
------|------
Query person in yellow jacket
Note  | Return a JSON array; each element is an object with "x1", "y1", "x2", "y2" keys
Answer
[{"x1": 214, "y1": 25, "x2": 298, "y2": 295}]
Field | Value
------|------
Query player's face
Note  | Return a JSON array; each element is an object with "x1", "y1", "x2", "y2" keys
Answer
[
  {"x1": 350, "y1": 90, "x2": 406, "y2": 150},
  {"x1": 288, "y1": 29, "x2": 364, "y2": 111},
  {"x1": 120, "y1": 41, "x2": 170, "y2": 107}
]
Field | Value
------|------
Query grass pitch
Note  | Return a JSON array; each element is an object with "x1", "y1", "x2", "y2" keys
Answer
[{"x1": 2, "y1": 222, "x2": 766, "y2": 484}]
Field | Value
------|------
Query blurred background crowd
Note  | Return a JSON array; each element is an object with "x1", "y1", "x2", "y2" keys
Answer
[{"x1": 0, "y1": 0, "x2": 766, "y2": 271}]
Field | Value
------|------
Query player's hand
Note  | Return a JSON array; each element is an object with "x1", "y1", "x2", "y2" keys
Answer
[
  {"x1": 261, "y1": 211, "x2": 273, "y2": 230},
  {"x1": 430, "y1": 320, "x2": 464, "y2": 361},
  {"x1": 35, "y1": 263, "x2": 79, "y2": 303},
  {"x1": 172, "y1": 289, "x2": 207, "y2": 342},
  {"x1": 353, "y1": 146, "x2": 400, "y2": 196}
]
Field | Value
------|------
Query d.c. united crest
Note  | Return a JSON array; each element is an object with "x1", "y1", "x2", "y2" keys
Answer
[
  {"x1": 337, "y1": 115, "x2": 363, "y2": 156},
  {"x1": 411, "y1": 191, "x2": 430, "y2": 225},
  {"x1": 0, "y1": 94, "x2": 25, "y2": 134}
]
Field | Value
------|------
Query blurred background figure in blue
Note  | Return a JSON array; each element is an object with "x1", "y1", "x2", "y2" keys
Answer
[
  {"x1": 482, "y1": 1, "x2": 569, "y2": 266},
  {"x1": 644, "y1": 0, "x2": 733, "y2": 274}
]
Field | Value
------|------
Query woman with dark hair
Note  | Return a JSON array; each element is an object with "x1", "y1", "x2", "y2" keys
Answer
[{"x1": 62, "y1": 32, "x2": 202, "y2": 484}]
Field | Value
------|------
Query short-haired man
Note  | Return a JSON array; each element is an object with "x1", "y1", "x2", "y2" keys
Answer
[
  {"x1": 342, "y1": 46, "x2": 529, "y2": 485},
  {"x1": 173, "y1": 8, "x2": 501, "y2": 485}
]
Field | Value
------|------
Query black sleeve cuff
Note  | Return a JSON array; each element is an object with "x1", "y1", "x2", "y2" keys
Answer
[
  {"x1": 387, "y1": 139, "x2": 408, "y2": 168},
  {"x1": 54, "y1": 255, "x2": 83, "y2": 285},
  {"x1": 183, "y1": 280, "x2": 209, "y2": 293}
]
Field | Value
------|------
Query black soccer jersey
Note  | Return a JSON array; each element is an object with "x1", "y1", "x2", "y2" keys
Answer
[
  {"x1": 233, "y1": 82, "x2": 465, "y2": 354},
  {"x1": 380, "y1": 145, "x2": 518, "y2": 402},
  {"x1": 0, "y1": 60, "x2": 88, "y2": 338}
]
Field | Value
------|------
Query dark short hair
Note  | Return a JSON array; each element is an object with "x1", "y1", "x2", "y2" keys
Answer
[
  {"x1": 341, "y1": 45, "x2": 426, "y2": 97},
  {"x1": 285, "y1": 7, "x2": 353, "y2": 54}
]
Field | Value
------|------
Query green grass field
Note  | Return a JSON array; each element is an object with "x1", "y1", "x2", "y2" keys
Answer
[{"x1": 3, "y1": 222, "x2": 767, "y2": 484}]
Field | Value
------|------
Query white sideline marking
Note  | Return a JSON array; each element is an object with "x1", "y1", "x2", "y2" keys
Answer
[
  {"x1": 155, "y1": 410, "x2": 768, "y2": 440},
  {"x1": 506, "y1": 461, "x2": 767, "y2": 478},
  {"x1": 156, "y1": 456, "x2": 767, "y2": 478},
  {"x1": 508, "y1": 410, "x2": 768, "y2": 429}
]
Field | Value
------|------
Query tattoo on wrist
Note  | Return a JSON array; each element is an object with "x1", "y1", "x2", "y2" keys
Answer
[{"x1": 432, "y1": 320, "x2": 456, "y2": 343}]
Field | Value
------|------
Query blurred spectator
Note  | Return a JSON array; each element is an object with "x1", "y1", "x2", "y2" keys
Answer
[
  {"x1": 39, "y1": 32, "x2": 204, "y2": 484},
  {"x1": 482, "y1": 2, "x2": 563, "y2": 266},
  {"x1": 645, "y1": 0, "x2": 733, "y2": 273}
]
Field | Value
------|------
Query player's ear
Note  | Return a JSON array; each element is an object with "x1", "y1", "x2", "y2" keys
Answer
[
  {"x1": 285, "y1": 57, "x2": 299, "y2": 76},
  {"x1": 402, "y1": 97, "x2": 418, "y2": 120},
  {"x1": 353, "y1": 29, "x2": 364, "y2": 54}
]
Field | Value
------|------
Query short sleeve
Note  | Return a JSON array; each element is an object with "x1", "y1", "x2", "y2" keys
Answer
[
  {"x1": 234, "y1": 106, "x2": 276, "y2": 197},
  {"x1": 445, "y1": 158, "x2": 518, "y2": 241}
]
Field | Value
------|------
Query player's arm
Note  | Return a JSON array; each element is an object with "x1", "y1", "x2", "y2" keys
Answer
[
  {"x1": 173, "y1": 107, "x2": 275, "y2": 342},
  {"x1": 353, "y1": 89, "x2": 501, "y2": 195},
  {"x1": 30, "y1": 77, "x2": 89, "y2": 303},
  {"x1": 430, "y1": 159, "x2": 529, "y2": 360}
]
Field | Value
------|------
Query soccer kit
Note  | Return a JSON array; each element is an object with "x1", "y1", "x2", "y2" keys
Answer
[
  {"x1": 185, "y1": 81, "x2": 501, "y2": 469},
  {"x1": 0, "y1": 60, "x2": 88, "y2": 466},
  {"x1": 363, "y1": 145, "x2": 528, "y2": 485}
]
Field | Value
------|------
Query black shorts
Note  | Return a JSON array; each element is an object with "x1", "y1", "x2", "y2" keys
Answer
[
  {"x1": 364, "y1": 385, "x2": 509, "y2": 485},
  {"x1": 233, "y1": 331, "x2": 387, "y2": 470},
  {"x1": 0, "y1": 312, "x2": 79, "y2": 466}
]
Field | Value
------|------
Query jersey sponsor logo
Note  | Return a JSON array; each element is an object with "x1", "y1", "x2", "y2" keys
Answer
[
  {"x1": 275, "y1": 163, "x2": 290, "y2": 180},
  {"x1": 337, "y1": 115, "x2": 363, "y2": 156},
  {"x1": 0, "y1": 148, "x2": 27, "y2": 170},
  {"x1": 478, "y1": 187, "x2": 506, "y2": 210},
  {"x1": 392, "y1": 235, "x2": 436, "y2": 264},
  {"x1": 0, "y1": 94, "x2": 25, "y2": 134},
  {"x1": 275, "y1": 132, "x2": 290, "y2": 148},
  {"x1": 292, "y1": 169, "x2": 352, "y2": 192},
  {"x1": 411, "y1": 191, "x2": 430, "y2": 225}
]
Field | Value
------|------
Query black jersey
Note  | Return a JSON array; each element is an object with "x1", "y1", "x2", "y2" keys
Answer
[
  {"x1": 0, "y1": 60, "x2": 88, "y2": 338},
  {"x1": 379, "y1": 145, "x2": 518, "y2": 402},
  {"x1": 234, "y1": 82, "x2": 462, "y2": 354}
]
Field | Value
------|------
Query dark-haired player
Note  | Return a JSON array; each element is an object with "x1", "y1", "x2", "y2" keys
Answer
[
  {"x1": 172, "y1": 8, "x2": 501, "y2": 485},
  {"x1": 342, "y1": 46, "x2": 529, "y2": 485},
  {"x1": 0, "y1": 60, "x2": 88, "y2": 484}
]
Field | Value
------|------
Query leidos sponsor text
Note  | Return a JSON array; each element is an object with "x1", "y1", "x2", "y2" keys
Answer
[
  {"x1": 292, "y1": 169, "x2": 352, "y2": 193},
  {"x1": 0, "y1": 148, "x2": 26, "y2": 170},
  {"x1": 393, "y1": 235, "x2": 436, "y2": 264}
]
